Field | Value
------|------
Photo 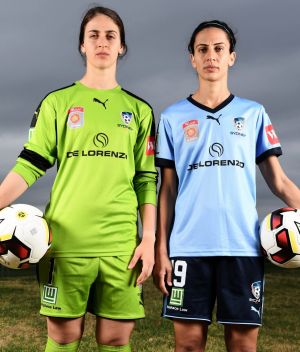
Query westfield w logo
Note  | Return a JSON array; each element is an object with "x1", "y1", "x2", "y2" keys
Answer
[{"x1": 93, "y1": 98, "x2": 109, "y2": 109}]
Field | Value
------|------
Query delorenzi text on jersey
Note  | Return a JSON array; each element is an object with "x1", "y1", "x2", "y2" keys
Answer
[
  {"x1": 66, "y1": 150, "x2": 128, "y2": 159},
  {"x1": 187, "y1": 159, "x2": 244, "y2": 170}
]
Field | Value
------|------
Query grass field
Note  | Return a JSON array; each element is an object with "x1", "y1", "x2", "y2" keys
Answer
[{"x1": 0, "y1": 261, "x2": 299, "y2": 351}]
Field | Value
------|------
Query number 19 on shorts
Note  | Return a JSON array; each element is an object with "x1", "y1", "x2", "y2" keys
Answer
[{"x1": 169, "y1": 260, "x2": 187, "y2": 307}]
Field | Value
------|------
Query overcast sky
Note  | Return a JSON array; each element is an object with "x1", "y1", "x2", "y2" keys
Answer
[{"x1": 0, "y1": 0, "x2": 299, "y2": 218}]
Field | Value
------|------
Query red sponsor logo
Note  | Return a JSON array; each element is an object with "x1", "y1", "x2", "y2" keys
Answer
[
  {"x1": 182, "y1": 120, "x2": 199, "y2": 142},
  {"x1": 68, "y1": 107, "x2": 84, "y2": 114},
  {"x1": 265, "y1": 124, "x2": 279, "y2": 144},
  {"x1": 70, "y1": 114, "x2": 80, "y2": 123},
  {"x1": 182, "y1": 120, "x2": 198, "y2": 129},
  {"x1": 67, "y1": 107, "x2": 84, "y2": 128},
  {"x1": 146, "y1": 136, "x2": 155, "y2": 156}
]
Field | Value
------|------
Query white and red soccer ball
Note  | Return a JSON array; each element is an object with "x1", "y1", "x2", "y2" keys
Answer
[
  {"x1": 0, "y1": 204, "x2": 51, "y2": 269},
  {"x1": 260, "y1": 208, "x2": 300, "y2": 268}
]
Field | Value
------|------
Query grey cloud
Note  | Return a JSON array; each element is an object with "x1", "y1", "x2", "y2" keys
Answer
[{"x1": 1, "y1": 0, "x2": 299, "y2": 215}]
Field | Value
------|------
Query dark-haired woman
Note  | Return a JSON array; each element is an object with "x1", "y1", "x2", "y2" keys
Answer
[
  {"x1": 154, "y1": 20, "x2": 300, "y2": 352},
  {"x1": 0, "y1": 6, "x2": 157, "y2": 352}
]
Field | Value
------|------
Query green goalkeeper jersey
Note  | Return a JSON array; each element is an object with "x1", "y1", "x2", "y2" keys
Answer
[{"x1": 13, "y1": 82, "x2": 157, "y2": 257}]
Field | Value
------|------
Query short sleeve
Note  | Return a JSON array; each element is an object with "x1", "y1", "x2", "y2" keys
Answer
[
  {"x1": 256, "y1": 106, "x2": 282, "y2": 164},
  {"x1": 11, "y1": 94, "x2": 57, "y2": 186},
  {"x1": 155, "y1": 113, "x2": 175, "y2": 168}
]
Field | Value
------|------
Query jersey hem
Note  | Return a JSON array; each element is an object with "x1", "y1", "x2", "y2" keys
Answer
[
  {"x1": 91, "y1": 312, "x2": 145, "y2": 320},
  {"x1": 218, "y1": 320, "x2": 262, "y2": 326},
  {"x1": 48, "y1": 251, "x2": 135, "y2": 257},
  {"x1": 12, "y1": 163, "x2": 34, "y2": 187},
  {"x1": 256, "y1": 147, "x2": 282, "y2": 164},
  {"x1": 155, "y1": 157, "x2": 175, "y2": 168},
  {"x1": 163, "y1": 314, "x2": 211, "y2": 323},
  {"x1": 169, "y1": 251, "x2": 262, "y2": 257},
  {"x1": 40, "y1": 312, "x2": 85, "y2": 318}
]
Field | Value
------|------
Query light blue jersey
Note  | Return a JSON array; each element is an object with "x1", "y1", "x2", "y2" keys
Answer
[{"x1": 156, "y1": 95, "x2": 282, "y2": 257}]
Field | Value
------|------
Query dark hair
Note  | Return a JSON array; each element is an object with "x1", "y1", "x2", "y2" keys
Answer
[
  {"x1": 188, "y1": 20, "x2": 236, "y2": 54},
  {"x1": 78, "y1": 6, "x2": 127, "y2": 58}
]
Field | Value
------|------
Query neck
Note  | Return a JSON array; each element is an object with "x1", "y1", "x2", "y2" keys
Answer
[
  {"x1": 193, "y1": 79, "x2": 231, "y2": 109},
  {"x1": 80, "y1": 65, "x2": 119, "y2": 90}
]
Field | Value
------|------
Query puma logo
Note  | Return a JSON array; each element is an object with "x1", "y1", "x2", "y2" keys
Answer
[
  {"x1": 93, "y1": 98, "x2": 109, "y2": 109},
  {"x1": 206, "y1": 114, "x2": 222, "y2": 125},
  {"x1": 251, "y1": 306, "x2": 260, "y2": 317}
]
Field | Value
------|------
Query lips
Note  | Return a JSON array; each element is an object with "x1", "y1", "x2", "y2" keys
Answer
[
  {"x1": 204, "y1": 65, "x2": 218, "y2": 70},
  {"x1": 96, "y1": 52, "x2": 109, "y2": 57}
]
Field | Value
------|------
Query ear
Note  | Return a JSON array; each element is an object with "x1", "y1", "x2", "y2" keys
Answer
[
  {"x1": 118, "y1": 44, "x2": 124, "y2": 56},
  {"x1": 80, "y1": 43, "x2": 86, "y2": 55},
  {"x1": 228, "y1": 51, "x2": 236, "y2": 67},
  {"x1": 190, "y1": 53, "x2": 197, "y2": 69}
]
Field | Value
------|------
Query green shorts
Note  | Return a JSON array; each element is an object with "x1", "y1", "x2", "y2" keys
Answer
[{"x1": 37, "y1": 255, "x2": 145, "y2": 319}]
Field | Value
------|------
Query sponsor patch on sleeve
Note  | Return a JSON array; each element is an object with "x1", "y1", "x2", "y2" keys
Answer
[
  {"x1": 265, "y1": 124, "x2": 279, "y2": 145},
  {"x1": 146, "y1": 136, "x2": 155, "y2": 156}
]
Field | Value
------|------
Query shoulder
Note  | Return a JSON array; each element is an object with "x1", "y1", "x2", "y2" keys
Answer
[
  {"x1": 233, "y1": 95, "x2": 264, "y2": 111},
  {"x1": 120, "y1": 88, "x2": 153, "y2": 113},
  {"x1": 38, "y1": 83, "x2": 76, "y2": 107},
  {"x1": 161, "y1": 98, "x2": 190, "y2": 120}
]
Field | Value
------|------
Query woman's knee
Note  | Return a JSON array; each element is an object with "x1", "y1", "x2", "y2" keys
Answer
[{"x1": 47, "y1": 316, "x2": 85, "y2": 344}]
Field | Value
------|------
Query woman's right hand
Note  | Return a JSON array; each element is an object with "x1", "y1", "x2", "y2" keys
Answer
[{"x1": 153, "y1": 251, "x2": 173, "y2": 295}]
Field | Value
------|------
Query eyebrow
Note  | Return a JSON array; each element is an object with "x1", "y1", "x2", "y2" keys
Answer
[
  {"x1": 196, "y1": 42, "x2": 226, "y2": 48},
  {"x1": 87, "y1": 29, "x2": 117, "y2": 34}
]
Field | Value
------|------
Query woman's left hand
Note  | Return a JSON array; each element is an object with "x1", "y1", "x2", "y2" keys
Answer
[{"x1": 128, "y1": 236, "x2": 155, "y2": 285}]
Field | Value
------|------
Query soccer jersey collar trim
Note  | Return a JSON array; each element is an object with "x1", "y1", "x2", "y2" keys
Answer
[{"x1": 187, "y1": 94, "x2": 235, "y2": 113}]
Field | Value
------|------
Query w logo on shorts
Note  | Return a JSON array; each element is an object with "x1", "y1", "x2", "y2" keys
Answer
[
  {"x1": 42, "y1": 285, "x2": 58, "y2": 304},
  {"x1": 169, "y1": 288, "x2": 184, "y2": 307}
]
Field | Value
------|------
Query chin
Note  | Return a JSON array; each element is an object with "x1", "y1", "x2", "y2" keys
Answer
[
  {"x1": 200, "y1": 75, "x2": 220, "y2": 83},
  {"x1": 90, "y1": 62, "x2": 115, "y2": 70},
  {"x1": 200, "y1": 72, "x2": 227, "y2": 83}
]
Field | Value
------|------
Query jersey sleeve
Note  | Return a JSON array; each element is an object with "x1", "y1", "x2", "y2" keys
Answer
[
  {"x1": 12, "y1": 94, "x2": 57, "y2": 186},
  {"x1": 255, "y1": 106, "x2": 282, "y2": 164},
  {"x1": 155, "y1": 113, "x2": 175, "y2": 168},
  {"x1": 133, "y1": 106, "x2": 158, "y2": 207}
]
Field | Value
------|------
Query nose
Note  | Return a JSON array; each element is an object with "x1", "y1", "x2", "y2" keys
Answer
[
  {"x1": 206, "y1": 47, "x2": 216, "y2": 62},
  {"x1": 207, "y1": 55, "x2": 216, "y2": 63},
  {"x1": 97, "y1": 36, "x2": 108, "y2": 48},
  {"x1": 98, "y1": 42, "x2": 108, "y2": 48}
]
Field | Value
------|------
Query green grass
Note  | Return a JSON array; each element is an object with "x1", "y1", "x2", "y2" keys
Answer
[{"x1": 0, "y1": 262, "x2": 299, "y2": 351}]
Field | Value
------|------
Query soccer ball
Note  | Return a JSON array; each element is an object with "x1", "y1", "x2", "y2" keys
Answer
[
  {"x1": 260, "y1": 207, "x2": 300, "y2": 268},
  {"x1": 0, "y1": 204, "x2": 51, "y2": 269}
]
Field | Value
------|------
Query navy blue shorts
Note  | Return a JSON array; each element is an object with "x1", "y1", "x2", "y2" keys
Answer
[{"x1": 162, "y1": 257, "x2": 264, "y2": 326}]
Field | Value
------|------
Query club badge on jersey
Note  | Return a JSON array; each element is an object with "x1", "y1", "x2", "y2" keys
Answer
[
  {"x1": 121, "y1": 112, "x2": 133, "y2": 125},
  {"x1": 233, "y1": 117, "x2": 245, "y2": 131},
  {"x1": 67, "y1": 107, "x2": 84, "y2": 129}
]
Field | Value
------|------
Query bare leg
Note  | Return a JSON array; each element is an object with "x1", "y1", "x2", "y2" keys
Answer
[
  {"x1": 224, "y1": 324, "x2": 259, "y2": 352},
  {"x1": 173, "y1": 319, "x2": 209, "y2": 352},
  {"x1": 96, "y1": 317, "x2": 135, "y2": 346},
  {"x1": 47, "y1": 316, "x2": 85, "y2": 344}
]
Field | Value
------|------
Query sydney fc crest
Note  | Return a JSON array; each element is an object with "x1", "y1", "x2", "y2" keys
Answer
[
  {"x1": 230, "y1": 117, "x2": 246, "y2": 137},
  {"x1": 121, "y1": 112, "x2": 133, "y2": 125},
  {"x1": 249, "y1": 281, "x2": 261, "y2": 303},
  {"x1": 234, "y1": 117, "x2": 245, "y2": 131}
]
